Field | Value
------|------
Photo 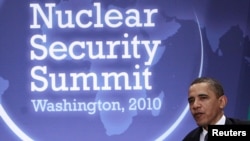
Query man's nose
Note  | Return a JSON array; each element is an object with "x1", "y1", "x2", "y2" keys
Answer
[{"x1": 192, "y1": 100, "x2": 201, "y2": 108}]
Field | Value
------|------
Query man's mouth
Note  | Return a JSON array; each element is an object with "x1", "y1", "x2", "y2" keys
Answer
[{"x1": 193, "y1": 112, "x2": 204, "y2": 119}]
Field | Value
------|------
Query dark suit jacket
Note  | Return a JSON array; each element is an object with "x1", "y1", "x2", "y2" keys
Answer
[{"x1": 182, "y1": 117, "x2": 250, "y2": 141}]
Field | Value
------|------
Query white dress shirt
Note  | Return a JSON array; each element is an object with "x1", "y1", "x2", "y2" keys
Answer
[{"x1": 200, "y1": 115, "x2": 226, "y2": 141}]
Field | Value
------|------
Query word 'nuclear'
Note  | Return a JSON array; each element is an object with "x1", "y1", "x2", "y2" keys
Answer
[{"x1": 30, "y1": 2, "x2": 158, "y2": 29}]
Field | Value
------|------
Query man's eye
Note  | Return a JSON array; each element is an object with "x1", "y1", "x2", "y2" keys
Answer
[{"x1": 188, "y1": 99, "x2": 194, "y2": 104}]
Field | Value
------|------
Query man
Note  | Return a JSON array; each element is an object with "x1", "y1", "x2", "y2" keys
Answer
[{"x1": 182, "y1": 77, "x2": 250, "y2": 141}]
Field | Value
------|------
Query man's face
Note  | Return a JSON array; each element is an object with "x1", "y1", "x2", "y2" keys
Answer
[{"x1": 188, "y1": 82, "x2": 225, "y2": 128}]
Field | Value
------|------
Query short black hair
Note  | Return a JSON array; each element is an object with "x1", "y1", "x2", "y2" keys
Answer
[{"x1": 190, "y1": 77, "x2": 224, "y2": 97}]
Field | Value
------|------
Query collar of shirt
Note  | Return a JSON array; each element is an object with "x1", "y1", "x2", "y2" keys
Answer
[
  {"x1": 200, "y1": 115, "x2": 226, "y2": 141},
  {"x1": 216, "y1": 115, "x2": 226, "y2": 125}
]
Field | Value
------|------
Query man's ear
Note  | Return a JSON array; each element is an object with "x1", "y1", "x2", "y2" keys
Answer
[{"x1": 219, "y1": 95, "x2": 227, "y2": 109}]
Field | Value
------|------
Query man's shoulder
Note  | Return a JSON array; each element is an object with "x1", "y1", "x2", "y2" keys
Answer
[
  {"x1": 182, "y1": 127, "x2": 201, "y2": 141},
  {"x1": 226, "y1": 117, "x2": 250, "y2": 125}
]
